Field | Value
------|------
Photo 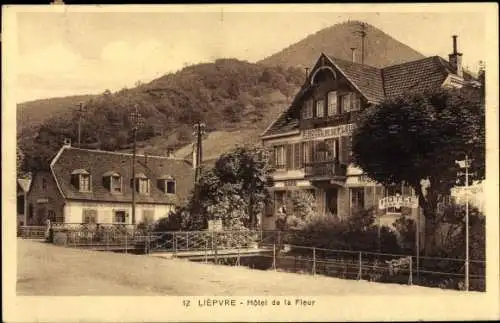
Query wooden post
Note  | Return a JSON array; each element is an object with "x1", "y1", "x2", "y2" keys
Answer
[
  {"x1": 272, "y1": 243, "x2": 276, "y2": 270},
  {"x1": 312, "y1": 247, "x2": 316, "y2": 276},
  {"x1": 358, "y1": 252, "x2": 362, "y2": 280},
  {"x1": 408, "y1": 256, "x2": 413, "y2": 285},
  {"x1": 204, "y1": 240, "x2": 208, "y2": 264}
]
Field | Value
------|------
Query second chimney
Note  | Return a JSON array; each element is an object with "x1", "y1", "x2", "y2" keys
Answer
[
  {"x1": 350, "y1": 48, "x2": 357, "y2": 63},
  {"x1": 448, "y1": 35, "x2": 463, "y2": 78}
]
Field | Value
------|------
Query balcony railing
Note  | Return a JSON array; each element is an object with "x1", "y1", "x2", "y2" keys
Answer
[{"x1": 304, "y1": 160, "x2": 347, "y2": 179}]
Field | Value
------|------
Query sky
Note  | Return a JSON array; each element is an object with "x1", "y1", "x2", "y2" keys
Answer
[{"x1": 13, "y1": 7, "x2": 489, "y2": 103}]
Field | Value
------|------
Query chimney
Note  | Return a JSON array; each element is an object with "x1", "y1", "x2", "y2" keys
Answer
[
  {"x1": 166, "y1": 148, "x2": 175, "y2": 159},
  {"x1": 448, "y1": 35, "x2": 463, "y2": 78},
  {"x1": 192, "y1": 143, "x2": 197, "y2": 169},
  {"x1": 305, "y1": 67, "x2": 310, "y2": 81},
  {"x1": 63, "y1": 138, "x2": 71, "y2": 148},
  {"x1": 350, "y1": 47, "x2": 357, "y2": 63}
]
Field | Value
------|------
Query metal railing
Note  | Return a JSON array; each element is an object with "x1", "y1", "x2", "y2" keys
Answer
[
  {"x1": 304, "y1": 160, "x2": 347, "y2": 179},
  {"x1": 18, "y1": 225, "x2": 47, "y2": 239}
]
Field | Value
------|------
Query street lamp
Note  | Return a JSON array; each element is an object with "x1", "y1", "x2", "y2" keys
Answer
[
  {"x1": 130, "y1": 104, "x2": 145, "y2": 226},
  {"x1": 456, "y1": 154, "x2": 472, "y2": 291}
]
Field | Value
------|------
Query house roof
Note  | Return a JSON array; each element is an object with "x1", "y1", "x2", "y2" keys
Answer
[
  {"x1": 17, "y1": 178, "x2": 32, "y2": 193},
  {"x1": 262, "y1": 54, "x2": 477, "y2": 138},
  {"x1": 50, "y1": 147, "x2": 194, "y2": 205}
]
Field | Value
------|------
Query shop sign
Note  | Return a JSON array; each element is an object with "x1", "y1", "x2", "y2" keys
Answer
[{"x1": 303, "y1": 123, "x2": 355, "y2": 140}]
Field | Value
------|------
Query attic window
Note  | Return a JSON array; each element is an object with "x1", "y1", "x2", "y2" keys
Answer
[
  {"x1": 132, "y1": 172, "x2": 150, "y2": 195},
  {"x1": 71, "y1": 169, "x2": 91, "y2": 192},
  {"x1": 103, "y1": 171, "x2": 122, "y2": 193},
  {"x1": 158, "y1": 175, "x2": 176, "y2": 194},
  {"x1": 301, "y1": 99, "x2": 313, "y2": 120}
]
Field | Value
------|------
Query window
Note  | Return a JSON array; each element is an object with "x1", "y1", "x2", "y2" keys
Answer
[
  {"x1": 79, "y1": 175, "x2": 91, "y2": 192},
  {"x1": 143, "y1": 210, "x2": 154, "y2": 223},
  {"x1": 138, "y1": 178, "x2": 150, "y2": 194},
  {"x1": 315, "y1": 100, "x2": 325, "y2": 118},
  {"x1": 339, "y1": 94, "x2": 351, "y2": 113},
  {"x1": 350, "y1": 188, "x2": 365, "y2": 210},
  {"x1": 111, "y1": 175, "x2": 122, "y2": 193},
  {"x1": 274, "y1": 145, "x2": 286, "y2": 169},
  {"x1": 302, "y1": 141, "x2": 312, "y2": 164},
  {"x1": 327, "y1": 91, "x2": 338, "y2": 116},
  {"x1": 166, "y1": 180, "x2": 176, "y2": 194},
  {"x1": 83, "y1": 209, "x2": 98, "y2": 224},
  {"x1": 351, "y1": 94, "x2": 361, "y2": 111},
  {"x1": 114, "y1": 210, "x2": 126, "y2": 224},
  {"x1": 302, "y1": 99, "x2": 313, "y2": 120}
]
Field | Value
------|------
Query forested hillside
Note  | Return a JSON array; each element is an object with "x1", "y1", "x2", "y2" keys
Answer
[{"x1": 19, "y1": 59, "x2": 304, "y2": 171}]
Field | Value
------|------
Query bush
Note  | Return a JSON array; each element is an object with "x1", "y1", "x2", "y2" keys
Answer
[
  {"x1": 53, "y1": 232, "x2": 68, "y2": 246},
  {"x1": 285, "y1": 209, "x2": 401, "y2": 254}
]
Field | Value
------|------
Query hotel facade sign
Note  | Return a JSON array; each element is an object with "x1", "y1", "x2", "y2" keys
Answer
[
  {"x1": 378, "y1": 195, "x2": 419, "y2": 210},
  {"x1": 303, "y1": 123, "x2": 355, "y2": 140}
]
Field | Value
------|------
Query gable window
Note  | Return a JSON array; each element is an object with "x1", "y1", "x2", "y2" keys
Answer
[
  {"x1": 301, "y1": 99, "x2": 313, "y2": 120},
  {"x1": 351, "y1": 94, "x2": 361, "y2": 111},
  {"x1": 327, "y1": 91, "x2": 338, "y2": 116},
  {"x1": 315, "y1": 100, "x2": 325, "y2": 118},
  {"x1": 71, "y1": 169, "x2": 91, "y2": 192},
  {"x1": 339, "y1": 94, "x2": 352, "y2": 113},
  {"x1": 274, "y1": 145, "x2": 286, "y2": 170},
  {"x1": 133, "y1": 172, "x2": 150, "y2": 195},
  {"x1": 83, "y1": 209, "x2": 98, "y2": 223}
]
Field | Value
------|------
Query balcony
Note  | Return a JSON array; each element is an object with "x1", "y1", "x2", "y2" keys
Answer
[{"x1": 304, "y1": 160, "x2": 347, "y2": 181}]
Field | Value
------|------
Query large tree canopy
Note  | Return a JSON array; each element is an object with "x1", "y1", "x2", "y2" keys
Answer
[
  {"x1": 352, "y1": 85, "x2": 485, "y2": 253},
  {"x1": 186, "y1": 144, "x2": 274, "y2": 230}
]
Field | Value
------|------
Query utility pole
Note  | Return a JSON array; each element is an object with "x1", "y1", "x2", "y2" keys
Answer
[
  {"x1": 130, "y1": 104, "x2": 144, "y2": 226},
  {"x1": 77, "y1": 103, "x2": 86, "y2": 148},
  {"x1": 457, "y1": 154, "x2": 472, "y2": 291},
  {"x1": 193, "y1": 121, "x2": 206, "y2": 185}
]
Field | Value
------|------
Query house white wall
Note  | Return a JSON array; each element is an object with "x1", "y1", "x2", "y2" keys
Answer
[{"x1": 63, "y1": 201, "x2": 175, "y2": 224}]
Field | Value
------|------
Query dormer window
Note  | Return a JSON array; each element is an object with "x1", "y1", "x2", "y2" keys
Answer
[
  {"x1": 71, "y1": 169, "x2": 91, "y2": 192},
  {"x1": 158, "y1": 175, "x2": 176, "y2": 194},
  {"x1": 133, "y1": 172, "x2": 150, "y2": 195},
  {"x1": 315, "y1": 100, "x2": 325, "y2": 118},
  {"x1": 103, "y1": 171, "x2": 122, "y2": 193}
]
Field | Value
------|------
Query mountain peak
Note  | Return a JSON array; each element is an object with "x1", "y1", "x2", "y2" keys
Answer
[{"x1": 259, "y1": 20, "x2": 424, "y2": 69}]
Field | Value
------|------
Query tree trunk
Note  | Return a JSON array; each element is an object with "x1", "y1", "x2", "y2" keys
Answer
[{"x1": 423, "y1": 207, "x2": 438, "y2": 256}]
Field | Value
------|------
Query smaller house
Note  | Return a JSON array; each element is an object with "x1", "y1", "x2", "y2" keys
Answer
[
  {"x1": 25, "y1": 141, "x2": 194, "y2": 226},
  {"x1": 17, "y1": 178, "x2": 32, "y2": 227}
]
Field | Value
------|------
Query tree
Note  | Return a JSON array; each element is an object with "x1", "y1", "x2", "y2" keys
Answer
[
  {"x1": 188, "y1": 144, "x2": 273, "y2": 230},
  {"x1": 352, "y1": 86, "x2": 485, "y2": 254}
]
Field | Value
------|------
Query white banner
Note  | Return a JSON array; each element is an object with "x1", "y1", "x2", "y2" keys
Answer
[
  {"x1": 378, "y1": 195, "x2": 419, "y2": 210},
  {"x1": 303, "y1": 123, "x2": 355, "y2": 140}
]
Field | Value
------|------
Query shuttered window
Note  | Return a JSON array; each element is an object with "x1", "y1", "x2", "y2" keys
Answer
[
  {"x1": 286, "y1": 144, "x2": 293, "y2": 170},
  {"x1": 340, "y1": 136, "x2": 349, "y2": 164},
  {"x1": 315, "y1": 100, "x2": 325, "y2": 118},
  {"x1": 351, "y1": 93, "x2": 361, "y2": 111},
  {"x1": 327, "y1": 91, "x2": 338, "y2": 116},
  {"x1": 274, "y1": 145, "x2": 286, "y2": 169},
  {"x1": 293, "y1": 143, "x2": 301, "y2": 169},
  {"x1": 303, "y1": 141, "x2": 311, "y2": 164}
]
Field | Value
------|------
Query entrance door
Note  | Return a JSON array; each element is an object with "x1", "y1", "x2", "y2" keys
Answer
[
  {"x1": 325, "y1": 188, "x2": 338, "y2": 216},
  {"x1": 35, "y1": 205, "x2": 47, "y2": 225}
]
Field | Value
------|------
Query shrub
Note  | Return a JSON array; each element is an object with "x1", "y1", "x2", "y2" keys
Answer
[{"x1": 53, "y1": 232, "x2": 68, "y2": 246}]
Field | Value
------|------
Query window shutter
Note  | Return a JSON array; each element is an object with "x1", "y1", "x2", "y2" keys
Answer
[
  {"x1": 340, "y1": 136, "x2": 349, "y2": 164},
  {"x1": 298, "y1": 143, "x2": 304, "y2": 168},
  {"x1": 268, "y1": 146, "x2": 276, "y2": 167},
  {"x1": 286, "y1": 144, "x2": 293, "y2": 170},
  {"x1": 293, "y1": 143, "x2": 301, "y2": 169}
]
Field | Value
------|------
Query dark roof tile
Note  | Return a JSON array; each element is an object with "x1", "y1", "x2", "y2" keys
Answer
[{"x1": 51, "y1": 147, "x2": 194, "y2": 205}]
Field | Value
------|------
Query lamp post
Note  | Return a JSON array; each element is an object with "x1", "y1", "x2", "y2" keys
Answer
[
  {"x1": 130, "y1": 104, "x2": 144, "y2": 226},
  {"x1": 456, "y1": 154, "x2": 472, "y2": 291}
]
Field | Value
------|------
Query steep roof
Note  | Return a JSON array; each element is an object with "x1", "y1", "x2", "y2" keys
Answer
[
  {"x1": 17, "y1": 178, "x2": 32, "y2": 193},
  {"x1": 262, "y1": 54, "x2": 476, "y2": 138},
  {"x1": 51, "y1": 147, "x2": 194, "y2": 205}
]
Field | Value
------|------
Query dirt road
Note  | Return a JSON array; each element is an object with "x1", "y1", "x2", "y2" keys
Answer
[{"x1": 17, "y1": 239, "x2": 459, "y2": 296}]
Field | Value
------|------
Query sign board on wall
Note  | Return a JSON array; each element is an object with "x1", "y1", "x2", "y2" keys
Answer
[
  {"x1": 303, "y1": 123, "x2": 355, "y2": 140},
  {"x1": 378, "y1": 195, "x2": 419, "y2": 210}
]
